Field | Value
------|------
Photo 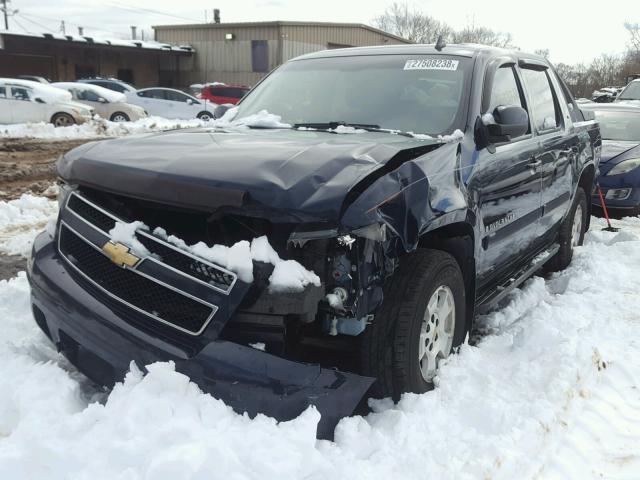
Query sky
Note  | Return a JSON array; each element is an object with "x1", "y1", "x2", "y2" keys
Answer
[{"x1": 3, "y1": 0, "x2": 638, "y2": 65}]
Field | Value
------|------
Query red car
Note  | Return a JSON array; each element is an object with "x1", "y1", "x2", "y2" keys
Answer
[{"x1": 201, "y1": 83, "x2": 250, "y2": 105}]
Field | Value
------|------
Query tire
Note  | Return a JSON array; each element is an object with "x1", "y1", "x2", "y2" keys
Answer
[
  {"x1": 51, "y1": 113, "x2": 75, "y2": 127},
  {"x1": 197, "y1": 111, "x2": 213, "y2": 121},
  {"x1": 110, "y1": 112, "x2": 130, "y2": 122},
  {"x1": 361, "y1": 249, "x2": 467, "y2": 400},
  {"x1": 545, "y1": 188, "x2": 587, "y2": 272}
]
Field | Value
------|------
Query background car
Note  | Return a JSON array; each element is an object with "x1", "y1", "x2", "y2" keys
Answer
[
  {"x1": 126, "y1": 88, "x2": 215, "y2": 120},
  {"x1": 16, "y1": 75, "x2": 51, "y2": 84},
  {"x1": 52, "y1": 82, "x2": 147, "y2": 122},
  {"x1": 0, "y1": 78, "x2": 94, "y2": 126},
  {"x1": 77, "y1": 78, "x2": 137, "y2": 94},
  {"x1": 581, "y1": 103, "x2": 640, "y2": 216},
  {"x1": 200, "y1": 83, "x2": 249, "y2": 105},
  {"x1": 615, "y1": 79, "x2": 640, "y2": 104}
]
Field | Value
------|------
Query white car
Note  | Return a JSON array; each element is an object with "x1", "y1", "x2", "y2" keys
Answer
[
  {"x1": 0, "y1": 78, "x2": 94, "y2": 126},
  {"x1": 52, "y1": 82, "x2": 147, "y2": 122},
  {"x1": 126, "y1": 88, "x2": 215, "y2": 120}
]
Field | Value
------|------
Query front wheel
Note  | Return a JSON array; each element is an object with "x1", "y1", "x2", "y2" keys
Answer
[
  {"x1": 361, "y1": 249, "x2": 467, "y2": 400},
  {"x1": 197, "y1": 111, "x2": 213, "y2": 121},
  {"x1": 51, "y1": 113, "x2": 75, "y2": 127},
  {"x1": 110, "y1": 112, "x2": 130, "y2": 122}
]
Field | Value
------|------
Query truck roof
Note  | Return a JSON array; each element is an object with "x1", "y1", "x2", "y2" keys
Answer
[{"x1": 293, "y1": 43, "x2": 547, "y2": 63}]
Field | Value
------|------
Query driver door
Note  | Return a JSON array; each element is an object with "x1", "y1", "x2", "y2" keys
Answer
[
  {"x1": 7, "y1": 85, "x2": 44, "y2": 123},
  {"x1": 471, "y1": 63, "x2": 544, "y2": 286}
]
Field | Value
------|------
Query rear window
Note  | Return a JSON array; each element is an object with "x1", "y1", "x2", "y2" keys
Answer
[
  {"x1": 521, "y1": 68, "x2": 560, "y2": 131},
  {"x1": 210, "y1": 87, "x2": 248, "y2": 99},
  {"x1": 619, "y1": 82, "x2": 640, "y2": 101},
  {"x1": 593, "y1": 110, "x2": 640, "y2": 141},
  {"x1": 235, "y1": 54, "x2": 472, "y2": 135}
]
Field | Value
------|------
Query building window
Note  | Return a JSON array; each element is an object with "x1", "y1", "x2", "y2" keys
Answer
[{"x1": 251, "y1": 40, "x2": 269, "y2": 73}]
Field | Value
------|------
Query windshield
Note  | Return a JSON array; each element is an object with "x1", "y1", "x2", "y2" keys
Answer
[
  {"x1": 234, "y1": 54, "x2": 471, "y2": 135},
  {"x1": 618, "y1": 82, "x2": 640, "y2": 101},
  {"x1": 594, "y1": 110, "x2": 640, "y2": 141}
]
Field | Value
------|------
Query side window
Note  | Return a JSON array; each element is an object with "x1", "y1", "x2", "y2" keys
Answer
[
  {"x1": 554, "y1": 72, "x2": 584, "y2": 123},
  {"x1": 83, "y1": 90, "x2": 102, "y2": 102},
  {"x1": 521, "y1": 68, "x2": 561, "y2": 131},
  {"x1": 0, "y1": 86, "x2": 6, "y2": 99},
  {"x1": 488, "y1": 66, "x2": 525, "y2": 112},
  {"x1": 10, "y1": 86, "x2": 31, "y2": 101},
  {"x1": 139, "y1": 89, "x2": 164, "y2": 99},
  {"x1": 165, "y1": 90, "x2": 188, "y2": 102}
]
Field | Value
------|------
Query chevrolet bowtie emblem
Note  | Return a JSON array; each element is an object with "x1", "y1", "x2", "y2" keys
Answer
[{"x1": 101, "y1": 241, "x2": 141, "y2": 268}]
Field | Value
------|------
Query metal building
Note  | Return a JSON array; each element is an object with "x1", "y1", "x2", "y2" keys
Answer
[
  {"x1": 153, "y1": 21, "x2": 410, "y2": 87},
  {"x1": 0, "y1": 31, "x2": 193, "y2": 87}
]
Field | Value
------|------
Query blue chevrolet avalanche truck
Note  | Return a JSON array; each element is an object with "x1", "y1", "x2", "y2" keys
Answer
[{"x1": 28, "y1": 43, "x2": 600, "y2": 437}]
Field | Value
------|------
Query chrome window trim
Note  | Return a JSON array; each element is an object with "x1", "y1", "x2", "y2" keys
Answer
[
  {"x1": 58, "y1": 220, "x2": 218, "y2": 336},
  {"x1": 64, "y1": 191, "x2": 238, "y2": 295}
]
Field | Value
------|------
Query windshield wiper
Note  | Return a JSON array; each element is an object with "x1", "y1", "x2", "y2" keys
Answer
[{"x1": 292, "y1": 121, "x2": 415, "y2": 137}]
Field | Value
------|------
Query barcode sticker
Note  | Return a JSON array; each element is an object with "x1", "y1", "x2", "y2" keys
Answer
[{"x1": 404, "y1": 59, "x2": 459, "y2": 71}]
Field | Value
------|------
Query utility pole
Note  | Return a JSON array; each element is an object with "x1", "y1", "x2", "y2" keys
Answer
[
  {"x1": 60, "y1": 20, "x2": 66, "y2": 35},
  {"x1": 2, "y1": 0, "x2": 11, "y2": 30}
]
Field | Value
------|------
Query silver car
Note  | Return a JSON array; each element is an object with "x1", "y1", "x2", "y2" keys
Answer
[{"x1": 52, "y1": 82, "x2": 147, "y2": 122}]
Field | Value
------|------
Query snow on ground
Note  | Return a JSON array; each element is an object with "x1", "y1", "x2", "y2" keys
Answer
[
  {"x1": 0, "y1": 194, "x2": 57, "y2": 257},
  {"x1": 0, "y1": 109, "x2": 290, "y2": 140},
  {"x1": 0, "y1": 210, "x2": 640, "y2": 479},
  {"x1": 0, "y1": 117, "x2": 210, "y2": 140}
]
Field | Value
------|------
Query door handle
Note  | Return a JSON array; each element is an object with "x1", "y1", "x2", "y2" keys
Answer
[{"x1": 527, "y1": 158, "x2": 542, "y2": 169}]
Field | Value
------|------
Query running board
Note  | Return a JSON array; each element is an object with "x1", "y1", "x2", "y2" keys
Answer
[{"x1": 475, "y1": 244, "x2": 559, "y2": 314}]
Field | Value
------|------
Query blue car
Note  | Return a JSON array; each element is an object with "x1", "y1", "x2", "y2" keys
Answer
[{"x1": 582, "y1": 103, "x2": 640, "y2": 216}]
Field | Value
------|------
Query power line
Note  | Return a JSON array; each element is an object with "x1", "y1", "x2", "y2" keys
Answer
[
  {"x1": 15, "y1": 13, "x2": 56, "y2": 33},
  {"x1": 11, "y1": 16, "x2": 30, "y2": 34},
  {"x1": 19, "y1": 11, "x2": 129, "y2": 38},
  {"x1": 106, "y1": 1, "x2": 200, "y2": 23}
]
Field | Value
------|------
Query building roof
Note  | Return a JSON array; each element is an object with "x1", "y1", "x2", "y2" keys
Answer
[
  {"x1": 0, "y1": 29, "x2": 194, "y2": 53},
  {"x1": 153, "y1": 20, "x2": 411, "y2": 44}
]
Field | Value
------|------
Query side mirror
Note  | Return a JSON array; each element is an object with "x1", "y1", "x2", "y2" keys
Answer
[
  {"x1": 34, "y1": 97, "x2": 46, "y2": 104},
  {"x1": 98, "y1": 97, "x2": 108, "y2": 103},
  {"x1": 487, "y1": 105, "x2": 529, "y2": 142},
  {"x1": 186, "y1": 98, "x2": 194, "y2": 105},
  {"x1": 213, "y1": 103, "x2": 234, "y2": 119}
]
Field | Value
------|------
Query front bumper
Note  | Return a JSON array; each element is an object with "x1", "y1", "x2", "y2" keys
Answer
[
  {"x1": 28, "y1": 231, "x2": 373, "y2": 438},
  {"x1": 592, "y1": 172, "x2": 640, "y2": 216}
]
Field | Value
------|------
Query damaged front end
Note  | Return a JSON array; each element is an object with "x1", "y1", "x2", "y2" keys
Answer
[{"x1": 38, "y1": 130, "x2": 466, "y2": 436}]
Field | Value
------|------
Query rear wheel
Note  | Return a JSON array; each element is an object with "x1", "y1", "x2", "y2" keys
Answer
[
  {"x1": 110, "y1": 112, "x2": 130, "y2": 122},
  {"x1": 361, "y1": 249, "x2": 466, "y2": 400},
  {"x1": 51, "y1": 113, "x2": 75, "y2": 127},
  {"x1": 197, "y1": 111, "x2": 213, "y2": 121},
  {"x1": 545, "y1": 188, "x2": 587, "y2": 272}
]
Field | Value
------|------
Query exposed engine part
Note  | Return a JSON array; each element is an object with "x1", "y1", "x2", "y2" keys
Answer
[{"x1": 326, "y1": 315, "x2": 373, "y2": 336}]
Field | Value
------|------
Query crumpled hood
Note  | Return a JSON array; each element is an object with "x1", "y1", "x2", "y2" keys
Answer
[
  {"x1": 601, "y1": 140, "x2": 640, "y2": 164},
  {"x1": 58, "y1": 128, "x2": 441, "y2": 224}
]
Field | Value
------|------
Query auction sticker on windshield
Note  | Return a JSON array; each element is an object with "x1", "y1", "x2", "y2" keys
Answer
[{"x1": 403, "y1": 59, "x2": 459, "y2": 71}]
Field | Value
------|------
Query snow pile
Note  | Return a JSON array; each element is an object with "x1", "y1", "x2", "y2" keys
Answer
[
  {"x1": 0, "y1": 216, "x2": 639, "y2": 477},
  {"x1": 111, "y1": 223, "x2": 320, "y2": 292},
  {"x1": 0, "y1": 116, "x2": 210, "y2": 140},
  {"x1": 0, "y1": 194, "x2": 57, "y2": 257},
  {"x1": 220, "y1": 108, "x2": 291, "y2": 129}
]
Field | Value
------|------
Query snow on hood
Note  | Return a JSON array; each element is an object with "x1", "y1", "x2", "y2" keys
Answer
[
  {"x1": 51, "y1": 82, "x2": 127, "y2": 103},
  {"x1": 0, "y1": 78, "x2": 72, "y2": 103}
]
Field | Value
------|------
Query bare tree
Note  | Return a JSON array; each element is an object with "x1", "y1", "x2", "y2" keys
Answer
[
  {"x1": 452, "y1": 25, "x2": 514, "y2": 48},
  {"x1": 534, "y1": 49, "x2": 550, "y2": 59},
  {"x1": 372, "y1": 2, "x2": 453, "y2": 43},
  {"x1": 625, "y1": 22, "x2": 640, "y2": 54}
]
